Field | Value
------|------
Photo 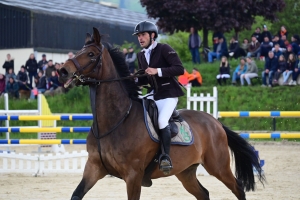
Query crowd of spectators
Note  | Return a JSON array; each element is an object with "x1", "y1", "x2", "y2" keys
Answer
[{"x1": 1, "y1": 52, "x2": 72, "y2": 99}]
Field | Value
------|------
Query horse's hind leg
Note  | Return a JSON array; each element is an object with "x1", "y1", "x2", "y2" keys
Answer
[
  {"x1": 71, "y1": 154, "x2": 108, "y2": 200},
  {"x1": 175, "y1": 164, "x2": 210, "y2": 200}
]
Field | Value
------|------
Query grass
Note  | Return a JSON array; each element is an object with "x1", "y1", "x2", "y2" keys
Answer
[{"x1": 0, "y1": 60, "x2": 299, "y2": 139}]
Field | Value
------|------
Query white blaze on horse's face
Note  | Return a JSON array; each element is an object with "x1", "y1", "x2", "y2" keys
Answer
[{"x1": 137, "y1": 32, "x2": 151, "y2": 48}]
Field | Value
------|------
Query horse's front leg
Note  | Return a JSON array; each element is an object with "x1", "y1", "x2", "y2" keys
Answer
[
  {"x1": 125, "y1": 170, "x2": 144, "y2": 200},
  {"x1": 71, "y1": 153, "x2": 108, "y2": 200}
]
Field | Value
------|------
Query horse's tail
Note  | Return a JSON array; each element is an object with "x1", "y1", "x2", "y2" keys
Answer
[{"x1": 222, "y1": 124, "x2": 266, "y2": 191}]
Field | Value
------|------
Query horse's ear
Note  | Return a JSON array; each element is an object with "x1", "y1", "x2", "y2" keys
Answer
[
  {"x1": 92, "y1": 27, "x2": 101, "y2": 45},
  {"x1": 85, "y1": 33, "x2": 92, "y2": 44}
]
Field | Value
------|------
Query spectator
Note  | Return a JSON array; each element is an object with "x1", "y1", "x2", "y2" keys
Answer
[
  {"x1": 261, "y1": 25, "x2": 272, "y2": 41},
  {"x1": 285, "y1": 45, "x2": 294, "y2": 61},
  {"x1": 68, "y1": 52, "x2": 74, "y2": 59},
  {"x1": 228, "y1": 36, "x2": 240, "y2": 59},
  {"x1": 240, "y1": 57, "x2": 258, "y2": 86},
  {"x1": 260, "y1": 36, "x2": 273, "y2": 58},
  {"x1": 273, "y1": 55, "x2": 286, "y2": 84},
  {"x1": 125, "y1": 47, "x2": 137, "y2": 74},
  {"x1": 122, "y1": 48, "x2": 128, "y2": 57},
  {"x1": 291, "y1": 35, "x2": 300, "y2": 55},
  {"x1": 212, "y1": 31, "x2": 226, "y2": 50},
  {"x1": 5, "y1": 77, "x2": 19, "y2": 99},
  {"x1": 16, "y1": 66, "x2": 30, "y2": 91},
  {"x1": 262, "y1": 51, "x2": 278, "y2": 87},
  {"x1": 272, "y1": 35, "x2": 286, "y2": 51},
  {"x1": 278, "y1": 26, "x2": 288, "y2": 39},
  {"x1": 208, "y1": 37, "x2": 228, "y2": 63},
  {"x1": 188, "y1": 27, "x2": 201, "y2": 64},
  {"x1": 25, "y1": 53, "x2": 38, "y2": 87},
  {"x1": 30, "y1": 71, "x2": 47, "y2": 99},
  {"x1": 178, "y1": 69, "x2": 190, "y2": 86},
  {"x1": 284, "y1": 53, "x2": 296, "y2": 85},
  {"x1": 54, "y1": 62, "x2": 61, "y2": 75},
  {"x1": 240, "y1": 38, "x2": 249, "y2": 57},
  {"x1": 272, "y1": 44, "x2": 283, "y2": 60},
  {"x1": 2, "y1": 54, "x2": 14, "y2": 74},
  {"x1": 37, "y1": 54, "x2": 48, "y2": 72},
  {"x1": 216, "y1": 56, "x2": 230, "y2": 85},
  {"x1": 48, "y1": 71, "x2": 61, "y2": 91},
  {"x1": 290, "y1": 52, "x2": 300, "y2": 85},
  {"x1": 251, "y1": 27, "x2": 262, "y2": 43},
  {"x1": 5, "y1": 68, "x2": 16, "y2": 84},
  {"x1": 281, "y1": 35, "x2": 290, "y2": 48},
  {"x1": 188, "y1": 68, "x2": 202, "y2": 87},
  {"x1": 0, "y1": 74, "x2": 6, "y2": 95},
  {"x1": 247, "y1": 36, "x2": 261, "y2": 59},
  {"x1": 232, "y1": 57, "x2": 247, "y2": 85},
  {"x1": 45, "y1": 60, "x2": 56, "y2": 80}
]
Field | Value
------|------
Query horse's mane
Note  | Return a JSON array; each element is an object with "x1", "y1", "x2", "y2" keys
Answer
[{"x1": 102, "y1": 42, "x2": 141, "y2": 102}]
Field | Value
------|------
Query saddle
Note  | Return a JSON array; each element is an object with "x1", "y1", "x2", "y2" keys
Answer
[{"x1": 142, "y1": 98, "x2": 183, "y2": 137}]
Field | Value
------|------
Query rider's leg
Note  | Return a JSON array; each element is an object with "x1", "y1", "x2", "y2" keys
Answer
[{"x1": 155, "y1": 97, "x2": 178, "y2": 174}]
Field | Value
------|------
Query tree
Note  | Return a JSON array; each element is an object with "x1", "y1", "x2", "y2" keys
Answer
[
  {"x1": 272, "y1": 0, "x2": 300, "y2": 37},
  {"x1": 140, "y1": 0, "x2": 285, "y2": 47}
]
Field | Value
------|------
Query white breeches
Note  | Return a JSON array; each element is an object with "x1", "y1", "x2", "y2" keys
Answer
[{"x1": 147, "y1": 95, "x2": 178, "y2": 129}]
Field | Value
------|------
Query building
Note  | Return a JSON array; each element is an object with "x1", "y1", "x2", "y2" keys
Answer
[{"x1": 0, "y1": 0, "x2": 155, "y2": 74}]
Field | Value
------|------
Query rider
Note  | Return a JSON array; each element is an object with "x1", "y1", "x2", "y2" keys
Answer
[{"x1": 132, "y1": 21, "x2": 184, "y2": 173}]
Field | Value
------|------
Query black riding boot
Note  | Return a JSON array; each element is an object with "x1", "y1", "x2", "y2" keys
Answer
[{"x1": 159, "y1": 125, "x2": 173, "y2": 175}]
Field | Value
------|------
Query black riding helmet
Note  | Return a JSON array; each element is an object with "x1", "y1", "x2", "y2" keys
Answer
[{"x1": 132, "y1": 21, "x2": 158, "y2": 39}]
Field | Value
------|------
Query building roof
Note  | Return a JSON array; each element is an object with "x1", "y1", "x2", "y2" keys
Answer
[{"x1": 0, "y1": 0, "x2": 155, "y2": 27}]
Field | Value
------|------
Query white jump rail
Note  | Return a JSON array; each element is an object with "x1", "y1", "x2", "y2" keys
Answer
[{"x1": 0, "y1": 150, "x2": 87, "y2": 175}]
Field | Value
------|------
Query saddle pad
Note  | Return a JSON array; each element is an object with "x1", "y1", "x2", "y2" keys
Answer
[{"x1": 144, "y1": 113, "x2": 194, "y2": 146}]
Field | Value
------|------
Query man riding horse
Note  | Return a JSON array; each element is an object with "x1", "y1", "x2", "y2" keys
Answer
[{"x1": 133, "y1": 21, "x2": 184, "y2": 174}]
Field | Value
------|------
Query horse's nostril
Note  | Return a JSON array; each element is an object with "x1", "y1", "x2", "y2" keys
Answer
[{"x1": 60, "y1": 68, "x2": 69, "y2": 77}]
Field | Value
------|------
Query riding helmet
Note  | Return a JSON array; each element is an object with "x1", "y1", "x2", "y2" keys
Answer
[{"x1": 132, "y1": 21, "x2": 158, "y2": 39}]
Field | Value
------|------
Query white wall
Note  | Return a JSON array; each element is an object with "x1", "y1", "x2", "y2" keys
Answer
[{"x1": 0, "y1": 48, "x2": 70, "y2": 75}]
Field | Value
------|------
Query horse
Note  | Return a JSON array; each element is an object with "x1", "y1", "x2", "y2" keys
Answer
[{"x1": 59, "y1": 27, "x2": 265, "y2": 200}]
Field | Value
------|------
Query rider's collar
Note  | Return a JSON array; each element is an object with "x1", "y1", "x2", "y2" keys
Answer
[{"x1": 142, "y1": 41, "x2": 157, "y2": 52}]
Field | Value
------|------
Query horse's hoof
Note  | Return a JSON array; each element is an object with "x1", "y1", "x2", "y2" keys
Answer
[{"x1": 71, "y1": 196, "x2": 81, "y2": 200}]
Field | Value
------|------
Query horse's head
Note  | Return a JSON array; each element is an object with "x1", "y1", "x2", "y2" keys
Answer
[{"x1": 59, "y1": 27, "x2": 104, "y2": 88}]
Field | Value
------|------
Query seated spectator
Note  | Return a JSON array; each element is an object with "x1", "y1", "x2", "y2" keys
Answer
[
  {"x1": 2, "y1": 54, "x2": 14, "y2": 75},
  {"x1": 278, "y1": 26, "x2": 288, "y2": 40},
  {"x1": 178, "y1": 69, "x2": 190, "y2": 86},
  {"x1": 281, "y1": 35, "x2": 290, "y2": 48},
  {"x1": 272, "y1": 44, "x2": 283, "y2": 60},
  {"x1": 208, "y1": 37, "x2": 228, "y2": 63},
  {"x1": 188, "y1": 68, "x2": 202, "y2": 87},
  {"x1": 5, "y1": 68, "x2": 16, "y2": 84},
  {"x1": 48, "y1": 71, "x2": 61, "y2": 91},
  {"x1": 54, "y1": 62, "x2": 61, "y2": 74},
  {"x1": 273, "y1": 55, "x2": 286, "y2": 84},
  {"x1": 284, "y1": 53, "x2": 296, "y2": 85},
  {"x1": 290, "y1": 52, "x2": 300, "y2": 85},
  {"x1": 247, "y1": 36, "x2": 261, "y2": 59},
  {"x1": 232, "y1": 57, "x2": 247, "y2": 85},
  {"x1": 251, "y1": 27, "x2": 262, "y2": 43},
  {"x1": 261, "y1": 25, "x2": 272, "y2": 41},
  {"x1": 228, "y1": 36, "x2": 240, "y2": 59},
  {"x1": 284, "y1": 45, "x2": 293, "y2": 61},
  {"x1": 260, "y1": 36, "x2": 273, "y2": 58},
  {"x1": 216, "y1": 56, "x2": 230, "y2": 85},
  {"x1": 291, "y1": 35, "x2": 300, "y2": 55},
  {"x1": 30, "y1": 71, "x2": 47, "y2": 99},
  {"x1": 16, "y1": 66, "x2": 31, "y2": 91},
  {"x1": 240, "y1": 57, "x2": 258, "y2": 86},
  {"x1": 272, "y1": 35, "x2": 285, "y2": 50},
  {"x1": 0, "y1": 74, "x2": 6, "y2": 95},
  {"x1": 5, "y1": 77, "x2": 19, "y2": 99},
  {"x1": 240, "y1": 38, "x2": 249, "y2": 57},
  {"x1": 262, "y1": 51, "x2": 278, "y2": 87}
]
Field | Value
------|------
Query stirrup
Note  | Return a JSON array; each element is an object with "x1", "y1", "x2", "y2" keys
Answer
[{"x1": 159, "y1": 154, "x2": 173, "y2": 175}]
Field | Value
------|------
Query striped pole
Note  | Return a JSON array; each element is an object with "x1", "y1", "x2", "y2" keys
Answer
[
  {"x1": 0, "y1": 115, "x2": 93, "y2": 121},
  {"x1": 0, "y1": 139, "x2": 86, "y2": 144},
  {"x1": 219, "y1": 111, "x2": 300, "y2": 118},
  {"x1": 0, "y1": 127, "x2": 90, "y2": 133}
]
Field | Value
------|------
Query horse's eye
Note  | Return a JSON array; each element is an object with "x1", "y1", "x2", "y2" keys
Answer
[{"x1": 88, "y1": 52, "x2": 94, "y2": 57}]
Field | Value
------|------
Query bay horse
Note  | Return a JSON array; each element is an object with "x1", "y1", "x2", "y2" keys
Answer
[{"x1": 59, "y1": 27, "x2": 265, "y2": 200}]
